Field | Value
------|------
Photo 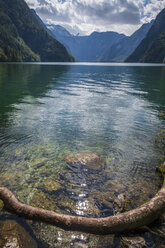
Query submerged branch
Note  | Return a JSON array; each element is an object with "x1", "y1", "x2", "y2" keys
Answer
[{"x1": 0, "y1": 163, "x2": 165, "y2": 235}]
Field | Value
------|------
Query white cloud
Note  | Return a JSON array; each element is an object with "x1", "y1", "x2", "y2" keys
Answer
[
  {"x1": 25, "y1": 0, "x2": 165, "y2": 35},
  {"x1": 141, "y1": 0, "x2": 165, "y2": 23}
]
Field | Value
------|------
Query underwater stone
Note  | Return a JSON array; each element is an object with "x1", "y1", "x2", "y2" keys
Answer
[
  {"x1": 43, "y1": 178, "x2": 61, "y2": 191},
  {"x1": 157, "y1": 162, "x2": 165, "y2": 175},
  {"x1": 3, "y1": 237, "x2": 19, "y2": 248},
  {"x1": 113, "y1": 193, "x2": 130, "y2": 215},
  {"x1": 30, "y1": 191, "x2": 55, "y2": 211},
  {"x1": 30, "y1": 157, "x2": 48, "y2": 168},
  {"x1": 119, "y1": 236, "x2": 146, "y2": 248},
  {"x1": 0, "y1": 220, "x2": 37, "y2": 248},
  {"x1": 0, "y1": 199, "x2": 4, "y2": 210},
  {"x1": 64, "y1": 153, "x2": 104, "y2": 170}
]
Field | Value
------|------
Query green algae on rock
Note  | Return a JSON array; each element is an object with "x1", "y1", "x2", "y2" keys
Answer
[
  {"x1": 0, "y1": 199, "x2": 4, "y2": 210},
  {"x1": 29, "y1": 190, "x2": 75, "y2": 214},
  {"x1": 158, "y1": 162, "x2": 165, "y2": 175},
  {"x1": 30, "y1": 157, "x2": 48, "y2": 168},
  {"x1": 64, "y1": 153, "x2": 104, "y2": 170},
  {"x1": 29, "y1": 187, "x2": 101, "y2": 217},
  {"x1": 43, "y1": 178, "x2": 61, "y2": 192},
  {"x1": 29, "y1": 191, "x2": 56, "y2": 211}
]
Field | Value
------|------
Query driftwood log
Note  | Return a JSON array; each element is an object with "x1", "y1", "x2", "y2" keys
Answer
[{"x1": 0, "y1": 164, "x2": 165, "y2": 235}]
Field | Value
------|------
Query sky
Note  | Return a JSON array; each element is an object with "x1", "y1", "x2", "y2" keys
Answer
[{"x1": 25, "y1": 0, "x2": 165, "y2": 36}]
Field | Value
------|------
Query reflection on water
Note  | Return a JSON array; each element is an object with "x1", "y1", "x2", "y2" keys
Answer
[{"x1": 0, "y1": 63, "x2": 165, "y2": 247}]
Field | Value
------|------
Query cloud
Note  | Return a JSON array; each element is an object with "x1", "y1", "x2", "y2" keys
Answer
[
  {"x1": 141, "y1": 0, "x2": 165, "y2": 22},
  {"x1": 25, "y1": 0, "x2": 165, "y2": 35}
]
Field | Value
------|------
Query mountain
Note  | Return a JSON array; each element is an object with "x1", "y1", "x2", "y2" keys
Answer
[
  {"x1": 0, "y1": 9, "x2": 39, "y2": 62},
  {"x1": 126, "y1": 8, "x2": 165, "y2": 63},
  {"x1": 78, "y1": 31, "x2": 126, "y2": 62},
  {"x1": 99, "y1": 21, "x2": 153, "y2": 62},
  {"x1": 47, "y1": 24, "x2": 72, "y2": 38},
  {"x1": 31, "y1": 9, "x2": 53, "y2": 37},
  {"x1": 0, "y1": 0, "x2": 74, "y2": 62},
  {"x1": 46, "y1": 24, "x2": 126, "y2": 62},
  {"x1": 140, "y1": 32, "x2": 165, "y2": 63},
  {"x1": 45, "y1": 24, "x2": 73, "y2": 55}
]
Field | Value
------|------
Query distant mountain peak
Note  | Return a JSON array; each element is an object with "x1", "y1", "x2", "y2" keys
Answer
[{"x1": 46, "y1": 24, "x2": 72, "y2": 37}]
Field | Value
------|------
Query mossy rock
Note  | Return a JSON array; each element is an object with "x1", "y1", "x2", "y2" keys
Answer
[
  {"x1": 30, "y1": 191, "x2": 55, "y2": 211},
  {"x1": 0, "y1": 172, "x2": 24, "y2": 187},
  {"x1": 0, "y1": 200, "x2": 4, "y2": 210},
  {"x1": 158, "y1": 162, "x2": 165, "y2": 175},
  {"x1": 56, "y1": 195, "x2": 76, "y2": 213},
  {"x1": 30, "y1": 157, "x2": 48, "y2": 168},
  {"x1": 92, "y1": 191, "x2": 114, "y2": 209},
  {"x1": 30, "y1": 190, "x2": 76, "y2": 214},
  {"x1": 65, "y1": 153, "x2": 104, "y2": 170},
  {"x1": 43, "y1": 178, "x2": 61, "y2": 191},
  {"x1": 104, "y1": 180, "x2": 124, "y2": 193}
]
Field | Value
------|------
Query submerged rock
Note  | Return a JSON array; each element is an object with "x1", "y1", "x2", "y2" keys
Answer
[
  {"x1": 30, "y1": 157, "x2": 48, "y2": 168},
  {"x1": 0, "y1": 199, "x2": 4, "y2": 210},
  {"x1": 119, "y1": 236, "x2": 146, "y2": 248},
  {"x1": 64, "y1": 153, "x2": 104, "y2": 170},
  {"x1": 29, "y1": 191, "x2": 55, "y2": 211},
  {"x1": 3, "y1": 237, "x2": 19, "y2": 248},
  {"x1": 157, "y1": 162, "x2": 165, "y2": 176},
  {"x1": 43, "y1": 178, "x2": 61, "y2": 191},
  {"x1": 29, "y1": 189, "x2": 101, "y2": 217},
  {"x1": 0, "y1": 220, "x2": 37, "y2": 248},
  {"x1": 113, "y1": 193, "x2": 130, "y2": 215}
]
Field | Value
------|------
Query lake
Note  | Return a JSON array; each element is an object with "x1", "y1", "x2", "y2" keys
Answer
[{"x1": 0, "y1": 63, "x2": 165, "y2": 247}]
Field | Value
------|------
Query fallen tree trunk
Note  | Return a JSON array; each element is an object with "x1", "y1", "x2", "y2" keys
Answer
[{"x1": 0, "y1": 164, "x2": 165, "y2": 235}]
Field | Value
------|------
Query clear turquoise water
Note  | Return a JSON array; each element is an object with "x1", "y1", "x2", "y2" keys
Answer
[{"x1": 0, "y1": 63, "x2": 165, "y2": 247}]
